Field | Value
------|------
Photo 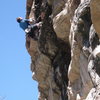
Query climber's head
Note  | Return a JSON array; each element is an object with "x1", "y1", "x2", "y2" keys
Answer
[{"x1": 16, "y1": 17, "x2": 23, "y2": 23}]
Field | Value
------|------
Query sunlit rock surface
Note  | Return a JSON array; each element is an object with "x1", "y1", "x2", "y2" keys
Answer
[{"x1": 90, "y1": 0, "x2": 100, "y2": 38}]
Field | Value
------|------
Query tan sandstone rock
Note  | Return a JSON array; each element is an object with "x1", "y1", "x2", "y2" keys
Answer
[{"x1": 90, "y1": 0, "x2": 100, "y2": 38}]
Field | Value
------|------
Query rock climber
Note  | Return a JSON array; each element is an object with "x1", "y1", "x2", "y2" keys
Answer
[
  {"x1": 16, "y1": 17, "x2": 41, "y2": 39},
  {"x1": 16, "y1": 11, "x2": 45, "y2": 40}
]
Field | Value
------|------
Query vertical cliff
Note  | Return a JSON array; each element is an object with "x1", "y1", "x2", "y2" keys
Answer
[{"x1": 25, "y1": 0, "x2": 100, "y2": 100}]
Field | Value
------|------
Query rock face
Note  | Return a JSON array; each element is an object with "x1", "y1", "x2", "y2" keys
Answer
[
  {"x1": 25, "y1": 0, "x2": 100, "y2": 100},
  {"x1": 90, "y1": 0, "x2": 100, "y2": 38}
]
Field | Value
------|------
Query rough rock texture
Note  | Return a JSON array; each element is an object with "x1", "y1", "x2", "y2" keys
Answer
[
  {"x1": 25, "y1": 0, "x2": 100, "y2": 100},
  {"x1": 90, "y1": 0, "x2": 100, "y2": 38}
]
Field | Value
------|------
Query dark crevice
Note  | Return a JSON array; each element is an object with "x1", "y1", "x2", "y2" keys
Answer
[
  {"x1": 81, "y1": 7, "x2": 92, "y2": 47},
  {"x1": 53, "y1": 40, "x2": 71, "y2": 100},
  {"x1": 38, "y1": 3, "x2": 58, "y2": 59},
  {"x1": 94, "y1": 57, "x2": 100, "y2": 76},
  {"x1": 34, "y1": 0, "x2": 43, "y2": 19},
  {"x1": 89, "y1": 25, "x2": 100, "y2": 51}
]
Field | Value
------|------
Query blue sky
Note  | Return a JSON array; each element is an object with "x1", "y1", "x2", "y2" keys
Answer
[{"x1": 0, "y1": 0, "x2": 38, "y2": 100}]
